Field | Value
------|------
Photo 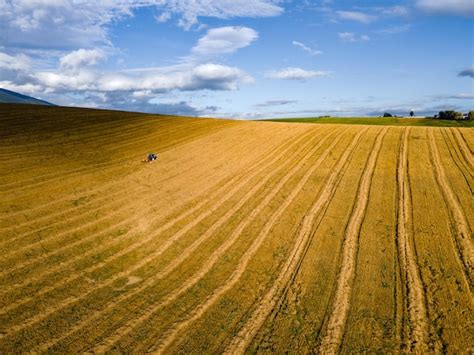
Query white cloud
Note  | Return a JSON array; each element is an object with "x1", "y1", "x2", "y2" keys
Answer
[
  {"x1": 0, "y1": 1, "x2": 125, "y2": 49},
  {"x1": 336, "y1": 10, "x2": 376, "y2": 23},
  {"x1": 265, "y1": 67, "x2": 330, "y2": 80},
  {"x1": 32, "y1": 62, "x2": 252, "y2": 93},
  {"x1": 338, "y1": 32, "x2": 370, "y2": 42},
  {"x1": 0, "y1": 81, "x2": 43, "y2": 95},
  {"x1": 0, "y1": 51, "x2": 31, "y2": 71},
  {"x1": 191, "y1": 26, "x2": 258, "y2": 57},
  {"x1": 417, "y1": 0, "x2": 474, "y2": 16},
  {"x1": 0, "y1": 1, "x2": 283, "y2": 49},
  {"x1": 0, "y1": 18, "x2": 259, "y2": 100},
  {"x1": 59, "y1": 49, "x2": 106, "y2": 71},
  {"x1": 292, "y1": 41, "x2": 322, "y2": 56}
]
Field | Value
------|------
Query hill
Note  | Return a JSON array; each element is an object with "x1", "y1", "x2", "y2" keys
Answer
[
  {"x1": 0, "y1": 88, "x2": 54, "y2": 106},
  {"x1": 0, "y1": 104, "x2": 472, "y2": 353},
  {"x1": 267, "y1": 116, "x2": 474, "y2": 127}
]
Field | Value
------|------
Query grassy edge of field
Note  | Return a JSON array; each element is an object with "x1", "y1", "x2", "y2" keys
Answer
[{"x1": 263, "y1": 117, "x2": 474, "y2": 127}]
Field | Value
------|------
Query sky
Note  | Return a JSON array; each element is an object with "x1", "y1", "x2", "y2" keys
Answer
[{"x1": 0, "y1": 0, "x2": 473, "y2": 118}]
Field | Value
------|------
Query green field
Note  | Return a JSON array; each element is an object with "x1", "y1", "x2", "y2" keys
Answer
[{"x1": 266, "y1": 116, "x2": 474, "y2": 127}]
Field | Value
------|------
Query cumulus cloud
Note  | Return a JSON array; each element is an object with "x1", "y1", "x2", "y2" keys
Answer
[
  {"x1": 0, "y1": 1, "x2": 283, "y2": 49},
  {"x1": 338, "y1": 32, "x2": 370, "y2": 42},
  {"x1": 0, "y1": 23, "x2": 256, "y2": 110},
  {"x1": 336, "y1": 10, "x2": 376, "y2": 23},
  {"x1": 292, "y1": 41, "x2": 322, "y2": 56},
  {"x1": 59, "y1": 49, "x2": 106, "y2": 71},
  {"x1": 191, "y1": 26, "x2": 258, "y2": 57},
  {"x1": 417, "y1": 0, "x2": 474, "y2": 16},
  {"x1": 0, "y1": 19, "x2": 259, "y2": 109},
  {"x1": 0, "y1": 1, "x2": 126, "y2": 49},
  {"x1": 458, "y1": 67, "x2": 474, "y2": 78},
  {"x1": 0, "y1": 51, "x2": 31, "y2": 71},
  {"x1": 33, "y1": 62, "x2": 252, "y2": 93},
  {"x1": 265, "y1": 67, "x2": 330, "y2": 80}
]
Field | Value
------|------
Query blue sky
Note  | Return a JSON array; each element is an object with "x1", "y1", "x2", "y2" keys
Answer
[{"x1": 0, "y1": 0, "x2": 472, "y2": 118}]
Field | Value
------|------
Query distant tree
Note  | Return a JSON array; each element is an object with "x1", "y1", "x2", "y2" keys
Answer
[
  {"x1": 439, "y1": 110, "x2": 464, "y2": 120},
  {"x1": 383, "y1": 112, "x2": 393, "y2": 117},
  {"x1": 468, "y1": 111, "x2": 474, "y2": 120},
  {"x1": 410, "y1": 111, "x2": 414, "y2": 117}
]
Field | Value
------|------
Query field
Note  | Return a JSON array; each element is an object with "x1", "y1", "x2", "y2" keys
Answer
[
  {"x1": 267, "y1": 116, "x2": 474, "y2": 127},
  {"x1": 0, "y1": 104, "x2": 473, "y2": 353}
]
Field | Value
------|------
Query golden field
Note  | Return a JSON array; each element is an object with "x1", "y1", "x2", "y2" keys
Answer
[{"x1": 0, "y1": 104, "x2": 472, "y2": 353}]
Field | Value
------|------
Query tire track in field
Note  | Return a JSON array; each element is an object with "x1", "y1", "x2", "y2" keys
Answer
[
  {"x1": 0, "y1": 128, "x2": 310, "y2": 311},
  {"x1": 395, "y1": 127, "x2": 429, "y2": 352},
  {"x1": 0, "y1": 132, "x2": 258, "y2": 292},
  {"x1": 428, "y1": 129, "x2": 473, "y2": 290},
  {"x1": 0, "y1": 122, "x2": 255, "y2": 227},
  {"x1": 0, "y1": 119, "x2": 232, "y2": 198},
  {"x1": 318, "y1": 127, "x2": 388, "y2": 354},
  {"x1": 144, "y1": 129, "x2": 366, "y2": 355},
  {"x1": 224, "y1": 128, "x2": 371, "y2": 355},
  {"x1": 452, "y1": 128, "x2": 473, "y2": 166},
  {"x1": 36, "y1": 127, "x2": 342, "y2": 353},
  {"x1": 94, "y1": 129, "x2": 344, "y2": 354},
  {"x1": 0, "y1": 122, "x2": 257, "y2": 244},
  {"x1": 0, "y1": 125, "x2": 282, "y2": 274},
  {"x1": 0, "y1": 127, "x2": 321, "y2": 336},
  {"x1": 0, "y1": 183, "x2": 145, "y2": 250},
  {"x1": 0, "y1": 119, "x2": 194, "y2": 191},
  {"x1": 0, "y1": 118, "x2": 218, "y2": 192},
  {"x1": 440, "y1": 130, "x2": 473, "y2": 194}
]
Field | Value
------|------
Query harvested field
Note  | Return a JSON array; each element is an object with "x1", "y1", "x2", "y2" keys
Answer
[{"x1": 0, "y1": 104, "x2": 473, "y2": 353}]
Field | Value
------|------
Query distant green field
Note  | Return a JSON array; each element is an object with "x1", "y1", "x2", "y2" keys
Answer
[{"x1": 266, "y1": 116, "x2": 474, "y2": 127}]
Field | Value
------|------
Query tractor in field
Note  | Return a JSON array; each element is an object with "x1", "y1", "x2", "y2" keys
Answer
[{"x1": 143, "y1": 153, "x2": 157, "y2": 163}]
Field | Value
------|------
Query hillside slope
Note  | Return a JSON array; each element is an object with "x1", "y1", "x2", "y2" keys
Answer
[
  {"x1": 0, "y1": 104, "x2": 472, "y2": 353},
  {"x1": 0, "y1": 88, "x2": 54, "y2": 105}
]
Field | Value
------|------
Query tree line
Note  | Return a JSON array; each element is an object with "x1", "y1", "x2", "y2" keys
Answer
[{"x1": 381, "y1": 111, "x2": 473, "y2": 120}]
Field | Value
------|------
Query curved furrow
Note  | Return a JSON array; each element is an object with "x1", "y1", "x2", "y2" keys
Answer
[
  {"x1": 395, "y1": 127, "x2": 430, "y2": 352},
  {"x1": 318, "y1": 127, "x2": 388, "y2": 353},
  {"x1": 0, "y1": 127, "x2": 308, "y2": 308},
  {"x1": 0, "y1": 119, "x2": 228, "y2": 193},
  {"x1": 0, "y1": 110, "x2": 155, "y2": 139},
  {"x1": 0, "y1": 122, "x2": 251, "y2": 225},
  {"x1": 0, "y1": 127, "x2": 323, "y2": 337},
  {"x1": 0, "y1": 183, "x2": 144, "y2": 247},
  {"x1": 0, "y1": 114, "x2": 172, "y2": 157},
  {"x1": 440, "y1": 130, "x2": 473, "y2": 193},
  {"x1": 0, "y1": 120, "x2": 224, "y2": 196},
  {"x1": 0, "y1": 117, "x2": 203, "y2": 188},
  {"x1": 428, "y1": 129, "x2": 473, "y2": 290},
  {"x1": 452, "y1": 128, "x2": 473, "y2": 166},
  {"x1": 0, "y1": 123, "x2": 273, "y2": 259},
  {"x1": 0, "y1": 122, "x2": 254, "y2": 242},
  {"x1": 142, "y1": 129, "x2": 367, "y2": 355},
  {"x1": 34, "y1": 127, "x2": 342, "y2": 353},
  {"x1": 224, "y1": 128, "x2": 373, "y2": 355},
  {"x1": 0, "y1": 189, "x2": 161, "y2": 276}
]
